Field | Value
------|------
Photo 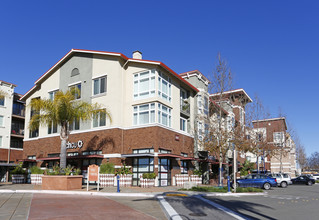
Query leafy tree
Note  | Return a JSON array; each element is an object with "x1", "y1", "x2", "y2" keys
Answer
[
  {"x1": 29, "y1": 89, "x2": 111, "y2": 169},
  {"x1": 240, "y1": 160, "x2": 255, "y2": 176}
]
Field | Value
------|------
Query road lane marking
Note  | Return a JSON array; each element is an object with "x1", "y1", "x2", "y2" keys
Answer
[
  {"x1": 157, "y1": 196, "x2": 182, "y2": 220},
  {"x1": 195, "y1": 196, "x2": 249, "y2": 220},
  {"x1": 166, "y1": 193, "x2": 188, "y2": 197}
]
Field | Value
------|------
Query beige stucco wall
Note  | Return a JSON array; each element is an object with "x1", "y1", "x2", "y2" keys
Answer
[{"x1": 0, "y1": 83, "x2": 14, "y2": 149}]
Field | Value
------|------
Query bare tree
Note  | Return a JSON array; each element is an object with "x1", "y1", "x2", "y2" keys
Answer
[
  {"x1": 295, "y1": 137, "x2": 307, "y2": 172},
  {"x1": 308, "y1": 152, "x2": 319, "y2": 171},
  {"x1": 245, "y1": 94, "x2": 272, "y2": 173},
  {"x1": 206, "y1": 52, "x2": 233, "y2": 186}
]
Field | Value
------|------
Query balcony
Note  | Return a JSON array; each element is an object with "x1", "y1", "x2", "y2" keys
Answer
[
  {"x1": 12, "y1": 108, "x2": 25, "y2": 118},
  {"x1": 11, "y1": 128, "x2": 24, "y2": 138},
  {"x1": 180, "y1": 99, "x2": 190, "y2": 117}
]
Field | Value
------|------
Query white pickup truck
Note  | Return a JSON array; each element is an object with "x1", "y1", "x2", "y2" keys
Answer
[{"x1": 268, "y1": 173, "x2": 292, "y2": 188}]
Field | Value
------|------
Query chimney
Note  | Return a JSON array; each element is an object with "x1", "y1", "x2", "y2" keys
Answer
[{"x1": 132, "y1": 50, "x2": 142, "y2": 59}]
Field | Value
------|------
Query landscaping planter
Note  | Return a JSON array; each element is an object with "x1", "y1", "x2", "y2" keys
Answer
[
  {"x1": 42, "y1": 175, "x2": 83, "y2": 190},
  {"x1": 12, "y1": 174, "x2": 25, "y2": 184},
  {"x1": 31, "y1": 174, "x2": 43, "y2": 185},
  {"x1": 100, "y1": 174, "x2": 114, "y2": 187},
  {"x1": 118, "y1": 174, "x2": 132, "y2": 187}
]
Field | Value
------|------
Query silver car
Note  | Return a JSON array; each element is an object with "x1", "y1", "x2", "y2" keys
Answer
[{"x1": 268, "y1": 173, "x2": 292, "y2": 188}]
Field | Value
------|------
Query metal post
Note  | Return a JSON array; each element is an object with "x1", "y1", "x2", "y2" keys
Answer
[
  {"x1": 227, "y1": 176, "x2": 230, "y2": 192},
  {"x1": 117, "y1": 174, "x2": 120, "y2": 193}
]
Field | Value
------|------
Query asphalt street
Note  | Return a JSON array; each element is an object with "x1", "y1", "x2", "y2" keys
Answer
[{"x1": 204, "y1": 184, "x2": 319, "y2": 220}]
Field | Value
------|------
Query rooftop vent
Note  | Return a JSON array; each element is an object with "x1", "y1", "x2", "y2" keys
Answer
[{"x1": 132, "y1": 50, "x2": 142, "y2": 59}]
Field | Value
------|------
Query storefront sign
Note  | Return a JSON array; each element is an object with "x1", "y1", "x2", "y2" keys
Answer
[
  {"x1": 88, "y1": 164, "x2": 99, "y2": 181},
  {"x1": 66, "y1": 140, "x2": 83, "y2": 149}
]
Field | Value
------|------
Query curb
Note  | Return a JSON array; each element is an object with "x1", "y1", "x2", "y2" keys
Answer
[
  {"x1": 0, "y1": 189, "x2": 267, "y2": 197},
  {"x1": 0, "y1": 189, "x2": 158, "y2": 197}
]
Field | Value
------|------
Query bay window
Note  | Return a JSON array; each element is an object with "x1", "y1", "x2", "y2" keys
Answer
[
  {"x1": 133, "y1": 70, "x2": 155, "y2": 100},
  {"x1": 158, "y1": 103, "x2": 171, "y2": 127},
  {"x1": 158, "y1": 71, "x2": 171, "y2": 102},
  {"x1": 133, "y1": 103, "x2": 155, "y2": 125}
]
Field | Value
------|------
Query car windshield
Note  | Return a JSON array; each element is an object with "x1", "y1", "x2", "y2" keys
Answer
[{"x1": 283, "y1": 174, "x2": 289, "y2": 178}]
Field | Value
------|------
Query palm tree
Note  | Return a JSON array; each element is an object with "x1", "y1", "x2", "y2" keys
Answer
[{"x1": 29, "y1": 89, "x2": 111, "y2": 169}]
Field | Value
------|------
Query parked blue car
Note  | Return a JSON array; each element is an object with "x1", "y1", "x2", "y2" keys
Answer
[{"x1": 232, "y1": 174, "x2": 277, "y2": 190}]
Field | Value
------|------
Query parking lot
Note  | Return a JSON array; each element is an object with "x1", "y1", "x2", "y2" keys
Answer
[{"x1": 204, "y1": 184, "x2": 319, "y2": 220}]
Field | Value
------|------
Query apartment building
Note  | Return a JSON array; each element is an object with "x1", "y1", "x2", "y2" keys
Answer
[
  {"x1": 252, "y1": 117, "x2": 297, "y2": 176},
  {"x1": 0, "y1": 80, "x2": 25, "y2": 182},
  {"x1": 21, "y1": 49, "x2": 199, "y2": 186}
]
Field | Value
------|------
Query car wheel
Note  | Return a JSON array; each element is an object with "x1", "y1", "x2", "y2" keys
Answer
[
  {"x1": 281, "y1": 181, "x2": 287, "y2": 188},
  {"x1": 307, "y1": 181, "x2": 313, "y2": 186},
  {"x1": 263, "y1": 182, "x2": 271, "y2": 190}
]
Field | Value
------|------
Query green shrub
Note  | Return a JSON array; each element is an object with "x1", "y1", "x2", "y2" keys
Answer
[
  {"x1": 63, "y1": 165, "x2": 74, "y2": 175},
  {"x1": 193, "y1": 168, "x2": 203, "y2": 176},
  {"x1": 74, "y1": 168, "x2": 81, "y2": 175},
  {"x1": 100, "y1": 163, "x2": 115, "y2": 174},
  {"x1": 11, "y1": 163, "x2": 26, "y2": 175},
  {"x1": 142, "y1": 173, "x2": 156, "y2": 179},
  {"x1": 30, "y1": 166, "x2": 44, "y2": 174},
  {"x1": 115, "y1": 164, "x2": 132, "y2": 175},
  {"x1": 235, "y1": 187, "x2": 263, "y2": 193}
]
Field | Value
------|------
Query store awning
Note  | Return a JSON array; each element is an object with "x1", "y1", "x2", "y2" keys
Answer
[
  {"x1": 121, "y1": 153, "x2": 154, "y2": 158},
  {"x1": 36, "y1": 154, "x2": 104, "y2": 161},
  {"x1": 0, "y1": 163, "x2": 19, "y2": 167},
  {"x1": 18, "y1": 159, "x2": 37, "y2": 163},
  {"x1": 158, "y1": 153, "x2": 181, "y2": 158}
]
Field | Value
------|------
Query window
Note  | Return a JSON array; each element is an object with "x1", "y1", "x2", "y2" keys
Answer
[
  {"x1": 93, "y1": 76, "x2": 107, "y2": 95},
  {"x1": 181, "y1": 161, "x2": 188, "y2": 174},
  {"x1": 49, "y1": 90, "x2": 58, "y2": 101},
  {"x1": 0, "y1": 115, "x2": 3, "y2": 127},
  {"x1": 0, "y1": 97, "x2": 4, "y2": 106},
  {"x1": 93, "y1": 111, "x2": 106, "y2": 127},
  {"x1": 159, "y1": 149, "x2": 171, "y2": 154},
  {"x1": 133, "y1": 70, "x2": 155, "y2": 100},
  {"x1": 27, "y1": 155, "x2": 36, "y2": 160},
  {"x1": 69, "y1": 83, "x2": 81, "y2": 99},
  {"x1": 133, "y1": 103, "x2": 155, "y2": 125},
  {"x1": 67, "y1": 152, "x2": 79, "y2": 156},
  {"x1": 158, "y1": 103, "x2": 171, "y2": 127},
  {"x1": 180, "y1": 117, "x2": 187, "y2": 132},
  {"x1": 273, "y1": 132, "x2": 284, "y2": 143},
  {"x1": 133, "y1": 148, "x2": 154, "y2": 154},
  {"x1": 257, "y1": 133, "x2": 263, "y2": 141},
  {"x1": 204, "y1": 96, "x2": 209, "y2": 116},
  {"x1": 71, "y1": 68, "x2": 80, "y2": 77},
  {"x1": 48, "y1": 122, "x2": 58, "y2": 134},
  {"x1": 29, "y1": 100, "x2": 39, "y2": 138},
  {"x1": 82, "y1": 150, "x2": 102, "y2": 155},
  {"x1": 197, "y1": 95, "x2": 202, "y2": 114},
  {"x1": 198, "y1": 122, "x2": 203, "y2": 140},
  {"x1": 158, "y1": 71, "x2": 171, "y2": 102},
  {"x1": 13, "y1": 102, "x2": 25, "y2": 116},
  {"x1": 69, "y1": 118, "x2": 80, "y2": 131}
]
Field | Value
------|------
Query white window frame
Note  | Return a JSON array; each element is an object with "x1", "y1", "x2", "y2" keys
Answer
[
  {"x1": 133, "y1": 103, "x2": 155, "y2": 125},
  {"x1": 198, "y1": 121, "x2": 203, "y2": 140},
  {"x1": 48, "y1": 90, "x2": 58, "y2": 101},
  {"x1": 158, "y1": 71, "x2": 171, "y2": 102},
  {"x1": 68, "y1": 83, "x2": 81, "y2": 99},
  {"x1": 93, "y1": 76, "x2": 107, "y2": 96},
  {"x1": 69, "y1": 118, "x2": 80, "y2": 131},
  {"x1": 48, "y1": 122, "x2": 58, "y2": 134},
  {"x1": 0, "y1": 115, "x2": 4, "y2": 127},
  {"x1": 158, "y1": 103, "x2": 171, "y2": 127},
  {"x1": 133, "y1": 70, "x2": 155, "y2": 100},
  {"x1": 273, "y1": 132, "x2": 284, "y2": 144},
  {"x1": 0, "y1": 97, "x2": 5, "y2": 107},
  {"x1": 93, "y1": 110, "x2": 107, "y2": 127},
  {"x1": 204, "y1": 96, "x2": 209, "y2": 116},
  {"x1": 180, "y1": 117, "x2": 187, "y2": 132},
  {"x1": 197, "y1": 95, "x2": 202, "y2": 114}
]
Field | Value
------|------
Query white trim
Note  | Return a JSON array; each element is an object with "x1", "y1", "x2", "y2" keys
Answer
[
  {"x1": 103, "y1": 154, "x2": 121, "y2": 158},
  {"x1": 68, "y1": 81, "x2": 82, "y2": 87},
  {"x1": 23, "y1": 124, "x2": 194, "y2": 142},
  {"x1": 92, "y1": 74, "x2": 107, "y2": 80},
  {"x1": 210, "y1": 88, "x2": 253, "y2": 103},
  {"x1": 157, "y1": 196, "x2": 182, "y2": 220},
  {"x1": 195, "y1": 196, "x2": 247, "y2": 220},
  {"x1": 47, "y1": 88, "x2": 59, "y2": 93},
  {"x1": 252, "y1": 117, "x2": 286, "y2": 123}
]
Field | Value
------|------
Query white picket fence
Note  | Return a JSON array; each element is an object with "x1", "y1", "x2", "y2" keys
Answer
[
  {"x1": 99, "y1": 174, "x2": 114, "y2": 187},
  {"x1": 140, "y1": 178, "x2": 155, "y2": 188},
  {"x1": 175, "y1": 174, "x2": 202, "y2": 186},
  {"x1": 30, "y1": 174, "x2": 43, "y2": 185},
  {"x1": 12, "y1": 174, "x2": 25, "y2": 184}
]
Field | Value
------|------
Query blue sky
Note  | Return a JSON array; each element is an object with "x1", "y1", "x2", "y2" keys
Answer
[{"x1": 1, "y1": 1, "x2": 318, "y2": 155}]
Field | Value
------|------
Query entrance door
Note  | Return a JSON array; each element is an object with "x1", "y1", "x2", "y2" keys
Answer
[
  {"x1": 132, "y1": 157, "x2": 154, "y2": 186},
  {"x1": 158, "y1": 158, "x2": 171, "y2": 186}
]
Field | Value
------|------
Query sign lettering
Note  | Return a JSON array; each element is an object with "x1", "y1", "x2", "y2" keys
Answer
[{"x1": 66, "y1": 140, "x2": 83, "y2": 149}]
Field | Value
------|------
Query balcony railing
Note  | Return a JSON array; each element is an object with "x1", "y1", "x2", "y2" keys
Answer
[
  {"x1": 12, "y1": 108, "x2": 25, "y2": 117},
  {"x1": 180, "y1": 99, "x2": 190, "y2": 116},
  {"x1": 11, "y1": 128, "x2": 24, "y2": 136}
]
